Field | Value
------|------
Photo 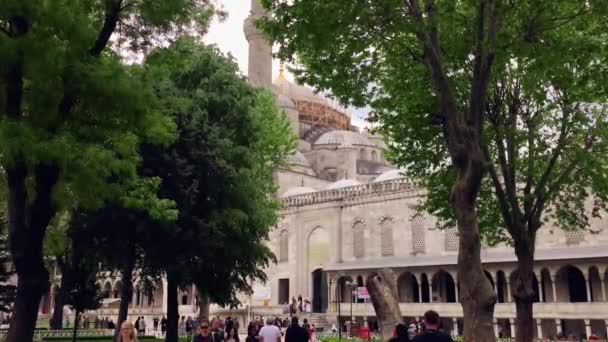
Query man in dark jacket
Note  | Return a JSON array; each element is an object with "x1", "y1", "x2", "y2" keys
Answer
[
  {"x1": 412, "y1": 311, "x2": 453, "y2": 342},
  {"x1": 285, "y1": 317, "x2": 308, "y2": 342}
]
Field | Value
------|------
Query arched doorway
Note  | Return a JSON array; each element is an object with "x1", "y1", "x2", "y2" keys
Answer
[
  {"x1": 337, "y1": 276, "x2": 354, "y2": 303},
  {"x1": 432, "y1": 270, "x2": 456, "y2": 303},
  {"x1": 420, "y1": 273, "x2": 430, "y2": 303},
  {"x1": 308, "y1": 227, "x2": 330, "y2": 312},
  {"x1": 312, "y1": 269, "x2": 328, "y2": 312},
  {"x1": 397, "y1": 272, "x2": 418, "y2": 303},
  {"x1": 556, "y1": 265, "x2": 587, "y2": 302}
]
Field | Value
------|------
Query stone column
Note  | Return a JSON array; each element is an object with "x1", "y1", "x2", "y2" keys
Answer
[
  {"x1": 454, "y1": 282, "x2": 460, "y2": 303},
  {"x1": 418, "y1": 283, "x2": 423, "y2": 303},
  {"x1": 551, "y1": 274, "x2": 558, "y2": 303},
  {"x1": 493, "y1": 319, "x2": 499, "y2": 338},
  {"x1": 601, "y1": 273, "x2": 607, "y2": 302},
  {"x1": 428, "y1": 281, "x2": 433, "y2": 303},
  {"x1": 509, "y1": 319, "x2": 515, "y2": 338},
  {"x1": 536, "y1": 319, "x2": 543, "y2": 338},
  {"x1": 536, "y1": 272, "x2": 544, "y2": 302},
  {"x1": 585, "y1": 319, "x2": 592, "y2": 339},
  {"x1": 506, "y1": 280, "x2": 512, "y2": 303},
  {"x1": 585, "y1": 274, "x2": 592, "y2": 302},
  {"x1": 453, "y1": 318, "x2": 459, "y2": 337},
  {"x1": 162, "y1": 279, "x2": 168, "y2": 313},
  {"x1": 555, "y1": 319, "x2": 563, "y2": 336}
]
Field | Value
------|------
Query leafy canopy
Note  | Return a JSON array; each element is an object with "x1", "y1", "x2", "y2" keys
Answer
[
  {"x1": 140, "y1": 37, "x2": 295, "y2": 306},
  {"x1": 260, "y1": 0, "x2": 608, "y2": 244}
]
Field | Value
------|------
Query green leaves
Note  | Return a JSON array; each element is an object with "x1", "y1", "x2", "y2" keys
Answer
[
  {"x1": 139, "y1": 38, "x2": 293, "y2": 306},
  {"x1": 262, "y1": 0, "x2": 608, "y2": 245}
]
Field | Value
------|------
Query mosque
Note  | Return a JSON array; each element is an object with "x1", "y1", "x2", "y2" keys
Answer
[{"x1": 37, "y1": 1, "x2": 608, "y2": 340}]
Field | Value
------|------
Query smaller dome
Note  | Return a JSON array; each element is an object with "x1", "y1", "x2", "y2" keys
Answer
[
  {"x1": 314, "y1": 130, "x2": 374, "y2": 148},
  {"x1": 326, "y1": 179, "x2": 361, "y2": 190},
  {"x1": 276, "y1": 94, "x2": 295, "y2": 109},
  {"x1": 286, "y1": 151, "x2": 311, "y2": 168},
  {"x1": 281, "y1": 187, "x2": 316, "y2": 198},
  {"x1": 373, "y1": 169, "x2": 406, "y2": 183}
]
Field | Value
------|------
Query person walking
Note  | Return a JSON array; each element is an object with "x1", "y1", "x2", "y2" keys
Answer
[
  {"x1": 134, "y1": 317, "x2": 140, "y2": 335},
  {"x1": 259, "y1": 318, "x2": 281, "y2": 342},
  {"x1": 193, "y1": 320, "x2": 212, "y2": 342},
  {"x1": 389, "y1": 323, "x2": 410, "y2": 342},
  {"x1": 285, "y1": 317, "x2": 308, "y2": 342},
  {"x1": 227, "y1": 327, "x2": 239, "y2": 342},
  {"x1": 118, "y1": 321, "x2": 139, "y2": 342},
  {"x1": 153, "y1": 317, "x2": 159, "y2": 332},
  {"x1": 211, "y1": 318, "x2": 226, "y2": 342},
  {"x1": 139, "y1": 317, "x2": 146, "y2": 335},
  {"x1": 161, "y1": 316, "x2": 167, "y2": 335},
  {"x1": 412, "y1": 311, "x2": 453, "y2": 342}
]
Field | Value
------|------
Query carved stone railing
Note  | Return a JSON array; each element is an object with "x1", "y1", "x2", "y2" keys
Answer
[{"x1": 281, "y1": 178, "x2": 420, "y2": 208}]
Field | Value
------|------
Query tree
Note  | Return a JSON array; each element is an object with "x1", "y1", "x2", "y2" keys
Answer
[
  {"x1": 1, "y1": 2, "x2": 218, "y2": 341},
  {"x1": 0, "y1": 177, "x2": 16, "y2": 314},
  {"x1": 61, "y1": 221, "x2": 103, "y2": 342},
  {"x1": 0, "y1": 232, "x2": 16, "y2": 314},
  {"x1": 259, "y1": 1, "x2": 608, "y2": 341},
  {"x1": 140, "y1": 38, "x2": 294, "y2": 342}
]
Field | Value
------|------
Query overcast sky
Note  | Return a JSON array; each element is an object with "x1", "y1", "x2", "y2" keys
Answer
[{"x1": 203, "y1": 1, "x2": 369, "y2": 128}]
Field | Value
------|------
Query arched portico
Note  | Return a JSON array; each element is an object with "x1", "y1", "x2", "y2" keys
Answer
[
  {"x1": 397, "y1": 272, "x2": 418, "y2": 303},
  {"x1": 431, "y1": 270, "x2": 456, "y2": 303}
]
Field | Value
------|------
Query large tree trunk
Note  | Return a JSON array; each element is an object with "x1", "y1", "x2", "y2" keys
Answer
[
  {"x1": 453, "y1": 163, "x2": 497, "y2": 342},
  {"x1": 165, "y1": 270, "x2": 179, "y2": 342},
  {"x1": 513, "y1": 241, "x2": 536, "y2": 342},
  {"x1": 72, "y1": 311, "x2": 79, "y2": 342},
  {"x1": 366, "y1": 269, "x2": 402, "y2": 341},
  {"x1": 50, "y1": 259, "x2": 68, "y2": 330},
  {"x1": 198, "y1": 294, "x2": 211, "y2": 321},
  {"x1": 6, "y1": 163, "x2": 60, "y2": 342},
  {"x1": 113, "y1": 258, "x2": 135, "y2": 342}
]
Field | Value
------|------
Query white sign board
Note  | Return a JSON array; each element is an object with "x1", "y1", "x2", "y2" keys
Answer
[
  {"x1": 253, "y1": 286, "x2": 272, "y2": 301},
  {"x1": 357, "y1": 287, "x2": 370, "y2": 299}
]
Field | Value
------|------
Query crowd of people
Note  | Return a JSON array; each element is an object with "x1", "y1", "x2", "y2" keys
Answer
[
  {"x1": 288, "y1": 295, "x2": 313, "y2": 315},
  {"x1": 73, "y1": 315, "x2": 117, "y2": 330}
]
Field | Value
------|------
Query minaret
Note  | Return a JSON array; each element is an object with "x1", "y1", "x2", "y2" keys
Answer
[{"x1": 244, "y1": 0, "x2": 273, "y2": 88}]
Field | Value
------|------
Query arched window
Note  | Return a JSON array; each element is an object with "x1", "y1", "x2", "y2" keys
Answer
[
  {"x1": 371, "y1": 150, "x2": 378, "y2": 161},
  {"x1": 411, "y1": 216, "x2": 426, "y2": 254},
  {"x1": 279, "y1": 230, "x2": 289, "y2": 262},
  {"x1": 380, "y1": 216, "x2": 394, "y2": 256},
  {"x1": 444, "y1": 228, "x2": 458, "y2": 251},
  {"x1": 359, "y1": 149, "x2": 366, "y2": 160},
  {"x1": 353, "y1": 219, "x2": 365, "y2": 258}
]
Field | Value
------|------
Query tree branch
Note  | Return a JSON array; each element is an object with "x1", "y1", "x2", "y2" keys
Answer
[
  {"x1": 404, "y1": 0, "x2": 461, "y2": 155},
  {"x1": 90, "y1": 0, "x2": 123, "y2": 57},
  {"x1": 489, "y1": 103, "x2": 522, "y2": 222},
  {"x1": 522, "y1": 107, "x2": 536, "y2": 217},
  {"x1": 530, "y1": 111, "x2": 599, "y2": 226},
  {"x1": 468, "y1": 0, "x2": 499, "y2": 133},
  {"x1": 530, "y1": 95, "x2": 573, "y2": 213},
  {"x1": 481, "y1": 142, "x2": 515, "y2": 235}
]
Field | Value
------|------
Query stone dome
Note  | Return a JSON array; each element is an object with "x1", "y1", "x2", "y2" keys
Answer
[
  {"x1": 276, "y1": 94, "x2": 296, "y2": 109},
  {"x1": 281, "y1": 187, "x2": 317, "y2": 198},
  {"x1": 326, "y1": 179, "x2": 361, "y2": 190},
  {"x1": 373, "y1": 169, "x2": 406, "y2": 182},
  {"x1": 286, "y1": 151, "x2": 311, "y2": 168},
  {"x1": 314, "y1": 130, "x2": 375, "y2": 148}
]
